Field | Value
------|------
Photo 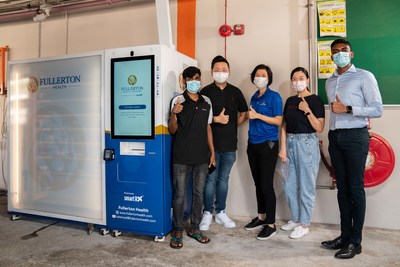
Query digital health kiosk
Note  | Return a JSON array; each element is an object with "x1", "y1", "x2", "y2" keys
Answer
[
  {"x1": 103, "y1": 45, "x2": 196, "y2": 239},
  {"x1": 7, "y1": 44, "x2": 196, "y2": 240}
]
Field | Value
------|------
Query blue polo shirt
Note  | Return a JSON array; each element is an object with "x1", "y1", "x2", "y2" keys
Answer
[{"x1": 248, "y1": 88, "x2": 282, "y2": 144}]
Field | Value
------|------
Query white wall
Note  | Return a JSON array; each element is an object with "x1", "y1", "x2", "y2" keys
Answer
[
  {"x1": 0, "y1": 0, "x2": 399, "y2": 230},
  {"x1": 196, "y1": 0, "x2": 400, "y2": 230}
]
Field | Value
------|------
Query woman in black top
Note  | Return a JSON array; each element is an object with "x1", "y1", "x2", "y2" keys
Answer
[{"x1": 279, "y1": 67, "x2": 325, "y2": 239}]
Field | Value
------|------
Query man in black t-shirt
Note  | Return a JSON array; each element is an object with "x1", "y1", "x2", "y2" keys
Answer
[
  {"x1": 168, "y1": 66, "x2": 215, "y2": 249},
  {"x1": 199, "y1": 56, "x2": 248, "y2": 231}
]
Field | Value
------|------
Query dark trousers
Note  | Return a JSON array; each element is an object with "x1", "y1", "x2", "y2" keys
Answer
[
  {"x1": 172, "y1": 163, "x2": 208, "y2": 232},
  {"x1": 328, "y1": 127, "x2": 370, "y2": 245},
  {"x1": 247, "y1": 140, "x2": 279, "y2": 224}
]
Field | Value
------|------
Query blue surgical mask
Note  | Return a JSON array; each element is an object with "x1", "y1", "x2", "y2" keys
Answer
[
  {"x1": 186, "y1": 80, "x2": 201, "y2": 93},
  {"x1": 332, "y1": 52, "x2": 351, "y2": 68}
]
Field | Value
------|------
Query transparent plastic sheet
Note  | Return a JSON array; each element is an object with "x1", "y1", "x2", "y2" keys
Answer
[{"x1": 275, "y1": 158, "x2": 290, "y2": 180}]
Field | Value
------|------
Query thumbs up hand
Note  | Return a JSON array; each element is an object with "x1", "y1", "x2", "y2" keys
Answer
[
  {"x1": 298, "y1": 96, "x2": 311, "y2": 114},
  {"x1": 172, "y1": 96, "x2": 183, "y2": 114},
  {"x1": 330, "y1": 95, "x2": 346, "y2": 114},
  {"x1": 216, "y1": 108, "x2": 229, "y2": 124},
  {"x1": 249, "y1": 105, "x2": 259, "y2": 119}
]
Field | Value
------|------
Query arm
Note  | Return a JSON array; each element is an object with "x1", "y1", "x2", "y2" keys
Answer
[
  {"x1": 207, "y1": 124, "x2": 216, "y2": 167},
  {"x1": 299, "y1": 96, "x2": 325, "y2": 133},
  {"x1": 307, "y1": 116, "x2": 325, "y2": 133},
  {"x1": 249, "y1": 105, "x2": 282, "y2": 126},
  {"x1": 279, "y1": 122, "x2": 287, "y2": 161},
  {"x1": 355, "y1": 72, "x2": 383, "y2": 118},
  {"x1": 237, "y1": 111, "x2": 248, "y2": 125},
  {"x1": 168, "y1": 97, "x2": 183, "y2": 134},
  {"x1": 168, "y1": 113, "x2": 178, "y2": 134}
]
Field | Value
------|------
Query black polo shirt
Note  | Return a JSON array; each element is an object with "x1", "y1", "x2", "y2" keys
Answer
[
  {"x1": 201, "y1": 82, "x2": 248, "y2": 152},
  {"x1": 170, "y1": 90, "x2": 212, "y2": 165}
]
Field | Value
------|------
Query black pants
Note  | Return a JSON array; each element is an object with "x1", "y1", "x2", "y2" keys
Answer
[
  {"x1": 328, "y1": 127, "x2": 369, "y2": 245},
  {"x1": 247, "y1": 140, "x2": 279, "y2": 224}
]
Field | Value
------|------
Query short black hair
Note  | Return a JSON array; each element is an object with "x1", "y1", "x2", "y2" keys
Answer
[
  {"x1": 250, "y1": 64, "x2": 273, "y2": 87},
  {"x1": 182, "y1": 66, "x2": 201, "y2": 79},
  {"x1": 211, "y1": 55, "x2": 230, "y2": 69},
  {"x1": 290, "y1": 67, "x2": 309, "y2": 80},
  {"x1": 331, "y1": 38, "x2": 352, "y2": 50}
]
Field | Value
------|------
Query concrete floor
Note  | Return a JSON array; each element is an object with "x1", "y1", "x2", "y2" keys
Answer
[{"x1": 0, "y1": 195, "x2": 399, "y2": 267}]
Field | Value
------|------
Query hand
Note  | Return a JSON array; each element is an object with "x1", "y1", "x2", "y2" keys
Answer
[
  {"x1": 216, "y1": 108, "x2": 229, "y2": 124},
  {"x1": 298, "y1": 96, "x2": 310, "y2": 114},
  {"x1": 248, "y1": 105, "x2": 258, "y2": 120},
  {"x1": 172, "y1": 97, "x2": 183, "y2": 114},
  {"x1": 209, "y1": 153, "x2": 216, "y2": 168},
  {"x1": 279, "y1": 149, "x2": 287, "y2": 162},
  {"x1": 330, "y1": 95, "x2": 346, "y2": 114}
]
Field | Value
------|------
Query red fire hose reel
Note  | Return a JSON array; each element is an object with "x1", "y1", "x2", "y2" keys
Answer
[
  {"x1": 320, "y1": 132, "x2": 395, "y2": 188},
  {"x1": 364, "y1": 132, "x2": 395, "y2": 187}
]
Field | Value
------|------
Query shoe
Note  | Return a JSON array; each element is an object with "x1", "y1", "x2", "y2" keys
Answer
[
  {"x1": 321, "y1": 236, "x2": 347, "y2": 250},
  {"x1": 244, "y1": 217, "x2": 267, "y2": 231},
  {"x1": 215, "y1": 210, "x2": 236, "y2": 228},
  {"x1": 199, "y1": 211, "x2": 213, "y2": 231},
  {"x1": 289, "y1": 226, "x2": 309, "y2": 239},
  {"x1": 335, "y1": 243, "x2": 362, "y2": 259},
  {"x1": 256, "y1": 225, "x2": 276, "y2": 240},
  {"x1": 280, "y1": 220, "x2": 300, "y2": 231}
]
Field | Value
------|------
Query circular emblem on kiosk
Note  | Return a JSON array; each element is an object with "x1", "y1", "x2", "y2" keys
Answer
[
  {"x1": 127, "y1": 75, "x2": 137, "y2": 85},
  {"x1": 28, "y1": 77, "x2": 39, "y2": 93}
]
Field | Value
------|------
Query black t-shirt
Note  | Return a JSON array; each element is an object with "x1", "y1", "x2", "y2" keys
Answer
[
  {"x1": 283, "y1": 94, "x2": 325, "y2": 133},
  {"x1": 170, "y1": 91, "x2": 212, "y2": 165},
  {"x1": 201, "y1": 82, "x2": 248, "y2": 152}
]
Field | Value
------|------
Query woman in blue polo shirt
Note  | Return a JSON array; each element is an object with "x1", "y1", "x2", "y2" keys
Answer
[{"x1": 244, "y1": 64, "x2": 283, "y2": 240}]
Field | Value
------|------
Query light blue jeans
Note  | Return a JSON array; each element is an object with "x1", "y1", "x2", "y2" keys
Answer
[
  {"x1": 283, "y1": 133, "x2": 320, "y2": 226},
  {"x1": 203, "y1": 151, "x2": 236, "y2": 213}
]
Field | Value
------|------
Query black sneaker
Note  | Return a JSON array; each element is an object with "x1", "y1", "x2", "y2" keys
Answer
[
  {"x1": 256, "y1": 225, "x2": 276, "y2": 240},
  {"x1": 244, "y1": 217, "x2": 267, "y2": 231}
]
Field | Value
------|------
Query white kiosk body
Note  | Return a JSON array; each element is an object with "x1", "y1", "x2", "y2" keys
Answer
[
  {"x1": 7, "y1": 52, "x2": 106, "y2": 225},
  {"x1": 104, "y1": 45, "x2": 196, "y2": 237},
  {"x1": 7, "y1": 44, "x2": 196, "y2": 239}
]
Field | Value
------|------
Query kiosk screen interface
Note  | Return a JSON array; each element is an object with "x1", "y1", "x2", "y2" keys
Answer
[{"x1": 111, "y1": 55, "x2": 155, "y2": 139}]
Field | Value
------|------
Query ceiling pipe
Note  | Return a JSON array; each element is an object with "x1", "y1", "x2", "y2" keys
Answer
[{"x1": 0, "y1": 0, "x2": 139, "y2": 23}]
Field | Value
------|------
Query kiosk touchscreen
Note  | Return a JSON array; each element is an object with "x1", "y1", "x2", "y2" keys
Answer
[{"x1": 111, "y1": 56, "x2": 155, "y2": 139}]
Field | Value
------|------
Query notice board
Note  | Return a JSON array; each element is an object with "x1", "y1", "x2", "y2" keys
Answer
[{"x1": 316, "y1": 0, "x2": 400, "y2": 105}]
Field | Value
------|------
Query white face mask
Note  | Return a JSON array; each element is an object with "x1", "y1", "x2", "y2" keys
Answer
[
  {"x1": 254, "y1": 77, "x2": 268, "y2": 89},
  {"x1": 291, "y1": 80, "x2": 307, "y2": 92},
  {"x1": 213, "y1": 72, "x2": 229, "y2": 84}
]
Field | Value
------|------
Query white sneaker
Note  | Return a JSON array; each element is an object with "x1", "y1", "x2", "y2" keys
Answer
[
  {"x1": 289, "y1": 226, "x2": 309, "y2": 239},
  {"x1": 280, "y1": 220, "x2": 300, "y2": 231},
  {"x1": 215, "y1": 210, "x2": 236, "y2": 228},
  {"x1": 199, "y1": 211, "x2": 213, "y2": 231}
]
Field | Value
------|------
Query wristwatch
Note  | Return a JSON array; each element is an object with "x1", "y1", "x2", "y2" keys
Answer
[{"x1": 346, "y1": 105, "x2": 353, "y2": 114}]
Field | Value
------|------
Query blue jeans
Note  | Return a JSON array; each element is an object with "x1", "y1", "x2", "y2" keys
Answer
[
  {"x1": 203, "y1": 151, "x2": 236, "y2": 213},
  {"x1": 172, "y1": 163, "x2": 208, "y2": 232},
  {"x1": 328, "y1": 127, "x2": 369, "y2": 245},
  {"x1": 283, "y1": 133, "x2": 320, "y2": 226}
]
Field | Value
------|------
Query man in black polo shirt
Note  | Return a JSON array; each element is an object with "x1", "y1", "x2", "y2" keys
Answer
[
  {"x1": 168, "y1": 66, "x2": 215, "y2": 249},
  {"x1": 200, "y1": 56, "x2": 248, "y2": 231}
]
